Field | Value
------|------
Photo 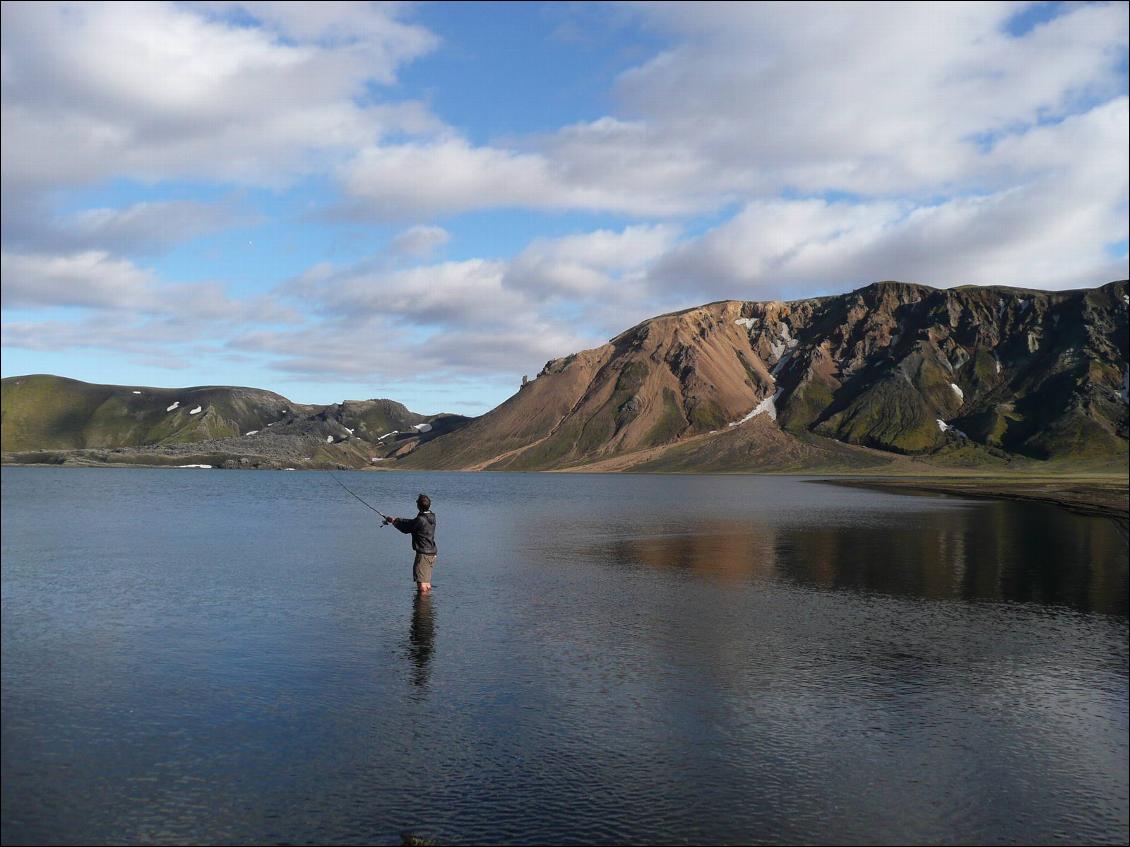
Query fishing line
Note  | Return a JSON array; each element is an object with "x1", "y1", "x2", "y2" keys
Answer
[{"x1": 327, "y1": 470, "x2": 388, "y2": 522}]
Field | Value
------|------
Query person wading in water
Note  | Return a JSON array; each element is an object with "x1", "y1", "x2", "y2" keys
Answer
[{"x1": 385, "y1": 494, "x2": 437, "y2": 593}]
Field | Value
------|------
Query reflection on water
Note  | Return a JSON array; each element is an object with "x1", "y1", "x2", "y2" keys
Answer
[
  {"x1": 2, "y1": 469, "x2": 1126, "y2": 845},
  {"x1": 407, "y1": 593, "x2": 436, "y2": 694},
  {"x1": 594, "y1": 499, "x2": 1128, "y2": 615}
]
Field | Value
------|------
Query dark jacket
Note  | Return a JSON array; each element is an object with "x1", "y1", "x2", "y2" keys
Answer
[{"x1": 392, "y1": 511, "x2": 437, "y2": 555}]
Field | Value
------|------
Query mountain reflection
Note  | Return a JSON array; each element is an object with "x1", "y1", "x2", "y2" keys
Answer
[
  {"x1": 595, "y1": 501, "x2": 1127, "y2": 616},
  {"x1": 607, "y1": 520, "x2": 779, "y2": 584}
]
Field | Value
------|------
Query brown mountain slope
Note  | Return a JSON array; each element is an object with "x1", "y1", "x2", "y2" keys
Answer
[{"x1": 401, "y1": 280, "x2": 1129, "y2": 472}]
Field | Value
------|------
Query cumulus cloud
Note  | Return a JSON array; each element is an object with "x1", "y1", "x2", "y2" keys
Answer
[
  {"x1": 287, "y1": 257, "x2": 511, "y2": 325},
  {"x1": 242, "y1": 232, "x2": 676, "y2": 381},
  {"x1": 3, "y1": 198, "x2": 251, "y2": 256},
  {"x1": 1, "y1": 2, "x2": 1126, "y2": 401},
  {"x1": 504, "y1": 224, "x2": 680, "y2": 299},
  {"x1": 389, "y1": 225, "x2": 451, "y2": 258},
  {"x1": 0, "y1": 1, "x2": 437, "y2": 192},
  {"x1": 340, "y1": 137, "x2": 631, "y2": 219},
  {"x1": 334, "y1": 3, "x2": 1128, "y2": 224},
  {"x1": 1, "y1": 251, "x2": 157, "y2": 310},
  {"x1": 1, "y1": 317, "x2": 199, "y2": 368},
  {"x1": 338, "y1": 122, "x2": 724, "y2": 219},
  {"x1": 0, "y1": 0, "x2": 445, "y2": 378},
  {"x1": 230, "y1": 313, "x2": 590, "y2": 382},
  {"x1": 0, "y1": 249, "x2": 299, "y2": 322},
  {"x1": 650, "y1": 97, "x2": 1130, "y2": 298},
  {"x1": 617, "y1": 1, "x2": 1128, "y2": 197}
]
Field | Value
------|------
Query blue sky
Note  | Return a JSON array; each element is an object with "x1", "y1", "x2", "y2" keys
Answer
[{"x1": 2, "y1": 2, "x2": 1127, "y2": 413}]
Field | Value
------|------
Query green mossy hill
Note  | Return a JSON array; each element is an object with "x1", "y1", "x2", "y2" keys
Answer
[
  {"x1": 1, "y1": 375, "x2": 470, "y2": 464},
  {"x1": 1, "y1": 375, "x2": 294, "y2": 452}
]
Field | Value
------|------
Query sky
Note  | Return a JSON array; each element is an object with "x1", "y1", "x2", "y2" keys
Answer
[{"x1": 1, "y1": 1, "x2": 1127, "y2": 414}]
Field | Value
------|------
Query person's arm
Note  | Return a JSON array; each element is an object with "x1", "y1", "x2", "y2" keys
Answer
[{"x1": 391, "y1": 516, "x2": 420, "y2": 534}]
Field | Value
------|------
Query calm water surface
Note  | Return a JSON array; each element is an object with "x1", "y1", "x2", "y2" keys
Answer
[{"x1": 2, "y1": 468, "x2": 1127, "y2": 845}]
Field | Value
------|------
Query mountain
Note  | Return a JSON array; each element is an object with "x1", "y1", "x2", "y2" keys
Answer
[
  {"x1": 400, "y1": 280, "x2": 1129, "y2": 472},
  {"x1": 0, "y1": 375, "x2": 469, "y2": 468},
  {"x1": 5, "y1": 281, "x2": 1126, "y2": 473}
]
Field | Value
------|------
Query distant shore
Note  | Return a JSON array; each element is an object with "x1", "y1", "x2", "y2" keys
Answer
[
  {"x1": 822, "y1": 475, "x2": 1129, "y2": 533},
  {"x1": 5, "y1": 456, "x2": 1127, "y2": 532}
]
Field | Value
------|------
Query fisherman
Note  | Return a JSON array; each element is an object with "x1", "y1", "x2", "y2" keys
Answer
[{"x1": 385, "y1": 494, "x2": 437, "y2": 593}]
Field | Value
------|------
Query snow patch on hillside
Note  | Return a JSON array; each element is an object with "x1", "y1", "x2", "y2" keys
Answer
[
  {"x1": 770, "y1": 351, "x2": 792, "y2": 377},
  {"x1": 729, "y1": 391, "x2": 781, "y2": 426},
  {"x1": 950, "y1": 383, "x2": 964, "y2": 402},
  {"x1": 166, "y1": 401, "x2": 180, "y2": 412},
  {"x1": 937, "y1": 420, "x2": 967, "y2": 438}
]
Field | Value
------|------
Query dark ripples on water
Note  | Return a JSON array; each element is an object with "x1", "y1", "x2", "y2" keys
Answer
[{"x1": 2, "y1": 468, "x2": 1126, "y2": 845}]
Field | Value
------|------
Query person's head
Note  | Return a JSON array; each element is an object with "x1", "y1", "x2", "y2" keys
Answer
[{"x1": 416, "y1": 493, "x2": 431, "y2": 512}]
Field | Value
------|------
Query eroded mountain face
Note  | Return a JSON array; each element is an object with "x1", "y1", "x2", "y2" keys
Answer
[{"x1": 405, "y1": 280, "x2": 1129, "y2": 470}]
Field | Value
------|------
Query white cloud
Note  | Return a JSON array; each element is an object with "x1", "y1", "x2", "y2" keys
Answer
[
  {"x1": 0, "y1": 1, "x2": 438, "y2": 191},
  {"x1": 504, "y1": 224, "x2": 680, "y2": 298},
  {"x1": 521, "y1": 224, "x2": 681, "y2": 273},
  {"x1": 0, "y1": 249, "x2": 299, "y2": 323},
  {"x1": 247, "y1": 231, "x2": 679, "y2": 380},
  {"x1": 338, "y1": 123, "x2": 722, "y2": 219},
  {"x1": 649, "y1": 98, "x2": 1129, "y2": 298},
  {"x1": 334, "y1": 2, "x2": 1127, "y2": 224},
  {"x1": 389, "y1": 225, "x2": 451, "y2": 258},
  {"x1": 339, "y1": 137, "x2": 629, "y2": 219},
  {"x1": 211, "y1": 2, "x2": 437, "y2": 73},
  {"x1": 232, "y1": 315, "x2": 591, "y2": 381},
  {"x1": 232, "y1": 256, "x2": 598, "y2": 379},
  {"x1": 1, "y1": 2, "x2": 1126, "y2": 397},
  {"x1": 0, "y1": 1, "x2": 445, "y2": 349},
  {"x1": 1, "y1": 250, "x2": 156, "y2": 310},
  {"x1": 287, "y1": 257, "x2": 512, "y2": 326},
  {"x1": 3, "y1": 198, "x2": 250, "y2": 255},
  {"x1": 618, "y1": 2, "x2": 1128, "y2": 197}
]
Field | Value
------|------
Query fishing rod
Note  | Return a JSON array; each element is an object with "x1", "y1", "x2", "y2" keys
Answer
[{"x1": 327, "y1": 470, "x2": 392, "y2": 525}]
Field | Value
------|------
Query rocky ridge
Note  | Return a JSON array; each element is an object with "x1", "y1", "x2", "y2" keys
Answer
[{"x1": 401, "y1": 280, "x2": 1128, "y2": 471}]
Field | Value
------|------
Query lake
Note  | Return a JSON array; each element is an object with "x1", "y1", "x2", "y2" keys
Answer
[{"x1": 2, "y1": 468, "x2": 1126, "y2": 845}]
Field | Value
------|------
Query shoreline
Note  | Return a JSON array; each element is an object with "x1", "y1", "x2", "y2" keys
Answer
[
  {"x1": 821, "y1": 476, "x2": 1129, "y2": 533},
  {"x1": 5, "y1": 460, "x2": 1127, "y2": 531}
]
